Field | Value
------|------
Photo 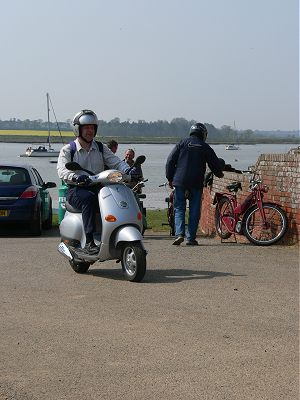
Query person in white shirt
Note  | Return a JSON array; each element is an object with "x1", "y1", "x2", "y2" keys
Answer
[{"x1": 57, "y1": 110, "x2": 137, "y2": 255}]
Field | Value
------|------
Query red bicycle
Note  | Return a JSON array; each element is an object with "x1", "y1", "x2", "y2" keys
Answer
[{"x1": 214, "y1": 170, "x2": 288, "y2": 245}]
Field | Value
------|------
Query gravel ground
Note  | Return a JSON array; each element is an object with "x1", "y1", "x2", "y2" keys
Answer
[{"x1": 0, "y1": 229, "x2": 299, "y2": 400}]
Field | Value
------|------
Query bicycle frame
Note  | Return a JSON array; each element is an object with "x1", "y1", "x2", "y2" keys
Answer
[{"x1": 159, "y1": 183, "x2": 176, "y2": 236}]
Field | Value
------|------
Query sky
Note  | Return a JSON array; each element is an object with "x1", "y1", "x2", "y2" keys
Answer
[{"x1": 0, "y1": 0, "x2": 299, "y2": 131}]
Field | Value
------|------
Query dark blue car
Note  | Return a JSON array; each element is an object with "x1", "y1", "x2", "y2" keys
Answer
[{"x1": 0, "y1": 163, "x2": 56, "y2": 236}]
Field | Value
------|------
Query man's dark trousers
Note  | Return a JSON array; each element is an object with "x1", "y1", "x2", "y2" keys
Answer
[{"x1": 67, "y1": 186, "x2": 100, "y2": 235}]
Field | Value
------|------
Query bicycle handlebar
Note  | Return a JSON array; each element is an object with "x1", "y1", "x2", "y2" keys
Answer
[{"x1": 224, "y1": 165, "x2": 253, "y2": 175}]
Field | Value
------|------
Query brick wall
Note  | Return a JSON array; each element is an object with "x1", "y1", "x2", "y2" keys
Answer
[{"x1": 199, "y1": 150, "x2": 300, "y2": 245}]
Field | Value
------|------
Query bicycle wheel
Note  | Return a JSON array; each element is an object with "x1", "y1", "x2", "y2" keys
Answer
[
  {"x1": 215, "y1": 197, "x2": 234, "y2": 239},
  {"x1": 167, "y1": 204, "x2": 176, "y2": 236},
  {"x1": 243, "y1": 202, "x2": 288, "y2": 246}
]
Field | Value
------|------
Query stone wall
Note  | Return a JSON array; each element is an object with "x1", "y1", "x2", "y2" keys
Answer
[{"x1": 199, "y1": 149, "x2": 300, "y2": 244}]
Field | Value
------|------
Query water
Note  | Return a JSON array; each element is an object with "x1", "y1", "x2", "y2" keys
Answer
[{"x1": 0, "y1": 142, "x2": 295, "y2": 209}]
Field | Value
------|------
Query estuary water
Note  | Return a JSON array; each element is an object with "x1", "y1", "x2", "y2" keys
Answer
[{"x1": 0, "y1": 142, "x2": 295, "y2": 209}]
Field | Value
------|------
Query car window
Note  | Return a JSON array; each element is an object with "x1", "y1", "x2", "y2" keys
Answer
[
  {"x1": 32, "y1": 168, "x2": 44, "y2": 186},
  {"x1": 0, "y1": 167, "x2": 30, "y2": 185}
]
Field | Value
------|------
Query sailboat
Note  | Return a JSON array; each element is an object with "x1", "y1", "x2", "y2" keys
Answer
[
  {"x1": 225, "y1": 120, "x2": 240, "y2": 150},
  {"x1": 20, "y1": 93, "x2": 60, "y2": 157}
]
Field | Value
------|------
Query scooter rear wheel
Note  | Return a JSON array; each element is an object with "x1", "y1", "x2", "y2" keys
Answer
[
  {"x1": 121, "y1": 242, "x2": 146, "y2": 282},
  {"x1": 69, "y1": 260, "x2": 90, "y2": 274}
]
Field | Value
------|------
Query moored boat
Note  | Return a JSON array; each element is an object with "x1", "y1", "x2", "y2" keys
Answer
[
  {"x1": 20, "y1": 146, "x2": 60, "y2": 157},
  {"x1": 20, "y1": 93, "x2": 61, "y2": 158},
  {"x1": 225, "y1": 144, "x2": 239, "y2": 150}
]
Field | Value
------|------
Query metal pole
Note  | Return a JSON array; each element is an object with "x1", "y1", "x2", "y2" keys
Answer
[{"x1": 46, "y1": 93, "x2": 51, "y2": 149}]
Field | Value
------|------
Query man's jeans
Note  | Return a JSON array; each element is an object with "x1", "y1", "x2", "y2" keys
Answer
[{"x1": 174, "y1": 186, "x2": 203, "y2": 241}]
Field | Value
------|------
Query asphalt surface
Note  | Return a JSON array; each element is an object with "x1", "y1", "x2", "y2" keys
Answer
[{"x1": 0, "y1": 228, "x2": 299, "y2": 400}]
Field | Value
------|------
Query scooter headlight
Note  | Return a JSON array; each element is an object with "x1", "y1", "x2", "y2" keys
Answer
[{"x1": 107, "y1": 171, "x2": 123, "y2": 182}]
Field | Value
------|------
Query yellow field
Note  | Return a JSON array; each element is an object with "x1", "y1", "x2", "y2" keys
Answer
[{"x1": 0, "y1": 130, "x2": 74, "y2": 136}]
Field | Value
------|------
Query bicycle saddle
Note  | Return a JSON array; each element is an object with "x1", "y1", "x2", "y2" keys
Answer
[{"x1": 226, "y1": 182, "x2": 242, "y2": 192}]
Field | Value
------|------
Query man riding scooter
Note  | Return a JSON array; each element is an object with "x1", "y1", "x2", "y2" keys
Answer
[{"x1": 57, "y1": 109, "x2": 139, "y2": 255}]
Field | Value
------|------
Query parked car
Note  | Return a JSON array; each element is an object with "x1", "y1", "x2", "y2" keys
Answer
[{"x1": 0, "y1": 163, "x2": 56, "y2": 236}]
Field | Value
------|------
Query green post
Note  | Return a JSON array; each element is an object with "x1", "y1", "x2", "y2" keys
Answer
[{"x1": 58, "y1": 180, "x2": 68, "y2": 224}]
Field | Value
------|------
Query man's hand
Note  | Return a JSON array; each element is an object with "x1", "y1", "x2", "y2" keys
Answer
[
  {"x1": 73, "y1": 175, "x2": 91, "y2": 186},
  {"x1": 168, "y1": 180, "x2": 173, "y2": 189},
  {"x1": 126, "y1": 167, "x2": 142, "y2": 181}
]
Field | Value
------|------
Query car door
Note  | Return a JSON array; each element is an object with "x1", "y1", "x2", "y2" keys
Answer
[{"x1": 31, "y1": 168, "x2": 50, "y2": 221}]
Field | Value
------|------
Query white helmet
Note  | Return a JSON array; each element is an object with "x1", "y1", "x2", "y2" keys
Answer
[{"x1": 72, "y1": 110, "x2": 99, "y2": 137}]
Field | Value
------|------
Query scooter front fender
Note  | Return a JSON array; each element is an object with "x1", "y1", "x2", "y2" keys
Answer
[{"x1": 114, "y1": 226, "x2": 143, "y2": 247}]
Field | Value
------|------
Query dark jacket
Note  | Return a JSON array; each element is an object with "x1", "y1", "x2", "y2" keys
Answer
[{"x1": 165, "y1": 135, "x2": 223, "y2": 189}]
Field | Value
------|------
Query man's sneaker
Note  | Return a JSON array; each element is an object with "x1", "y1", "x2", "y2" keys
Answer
[
  {"x1": 82, "y1": 241, "x2": 99, "y2": 255},
  {"x1": 172, "y1": 236, "x2": 184, "y2": 245},
  {"x1": 186, "y1": 240, "x2": 199, "y2": 246}
]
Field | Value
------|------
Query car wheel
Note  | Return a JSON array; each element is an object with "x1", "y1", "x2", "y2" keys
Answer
[
  {"x1": 43, "y1": 200, "x2": 53, "y2": 229},
  {"x1": 30, "y1": 207, "x2": 42, "y2": 236}
]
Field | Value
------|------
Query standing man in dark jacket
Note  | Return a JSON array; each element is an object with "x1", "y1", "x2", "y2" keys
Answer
[{"x1": 166, "y1": 122, "x2": 224, "y2": 245}]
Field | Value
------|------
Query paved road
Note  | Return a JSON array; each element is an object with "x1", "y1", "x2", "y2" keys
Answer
[{"x1": 0, "y1": 229, "x2": 299, "y2": 400}]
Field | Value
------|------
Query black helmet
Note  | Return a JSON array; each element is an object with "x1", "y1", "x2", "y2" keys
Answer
[{"x1": 189, "y1": 122, "x2": 208, "y2": 140}]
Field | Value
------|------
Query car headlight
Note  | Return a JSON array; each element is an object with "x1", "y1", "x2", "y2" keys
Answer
[{"x1": 107, "y1": 171, "x2": 123, "y2": 182}]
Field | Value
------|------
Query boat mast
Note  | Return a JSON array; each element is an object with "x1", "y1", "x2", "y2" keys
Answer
[
  {"x1": 46, "y1": 92, "x2": 51, "y2": 149},
  {"x1": 234, "y1": 120, "x2": 239, "y2": 145}
]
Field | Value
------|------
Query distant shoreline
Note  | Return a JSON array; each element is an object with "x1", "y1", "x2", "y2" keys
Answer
[{"x1": 0, "y1": 134, "x2": 298, "y2": 145}]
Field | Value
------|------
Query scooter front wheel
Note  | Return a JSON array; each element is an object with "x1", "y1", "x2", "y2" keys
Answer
[
  {"x1": 121, "y1": 242, "x2": 146, "y2": 282},
  {"x1": 69, "y1": 260, "x2": 90, "y2": 274}
]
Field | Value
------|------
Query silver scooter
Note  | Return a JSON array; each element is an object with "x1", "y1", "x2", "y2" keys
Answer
[{"x1": 57, "y1": 156, "x2": 147, "y2": 282}]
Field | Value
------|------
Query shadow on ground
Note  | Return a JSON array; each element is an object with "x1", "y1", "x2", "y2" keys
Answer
[
  {"x1": 0, "y1": 225, "x2": 60, "y2": 238},
  {"x1": 143, "y1": 234, "x2": 252, "y2": 247},
  {"x1": 88, "y1": 267, "x2": 245, "y2": 284}
]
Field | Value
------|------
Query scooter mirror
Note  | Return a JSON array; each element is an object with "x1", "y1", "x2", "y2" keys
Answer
[
  {"x1": 134, "y1": 155, "x2": 146, "y2": 166},
  {"x1": 65, "y1": 162, "x2": 94, "y2": 175},
  {"x1": 65, "y1": 162, "x2": 81, "y2": 171}
]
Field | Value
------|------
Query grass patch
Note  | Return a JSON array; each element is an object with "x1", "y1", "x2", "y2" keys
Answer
[
  {"x1": 0, "y1": 130, "x2": 74, "y2": 137},
  {"x1": 146, "y1": 209, "x2": 170, "y2": 232},
  {"x1": 52, "y1": 214, "x2": 59, "y2": 226},
  {"x1": 0, "y1": 131, "x2": 176, "y2": 144}
]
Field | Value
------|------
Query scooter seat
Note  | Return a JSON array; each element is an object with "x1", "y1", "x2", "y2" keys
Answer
[{"x1": 65, "y1": 201, "x2": 81, "y2": 213}]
